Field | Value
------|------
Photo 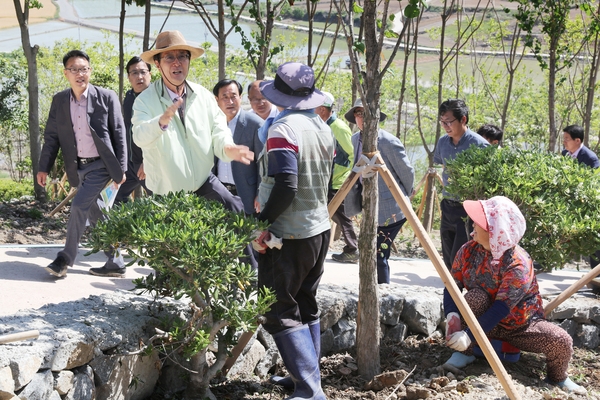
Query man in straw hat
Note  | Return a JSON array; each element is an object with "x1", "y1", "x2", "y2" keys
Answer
[
  {"x1": 252, "y1": 62, "x2": 334, "y2": 399},
  {"x1": 343, "y1": 98, "x2": 415, "y2": 284},
  {"x1": 132, "y1": 30, "x2": 253, "y2": 210}
]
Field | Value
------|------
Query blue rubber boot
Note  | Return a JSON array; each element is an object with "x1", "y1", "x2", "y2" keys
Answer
[
  {"x1": 272, "y1": 325, "x2": 326, "y2": 400},
  {"x1": 270, "y1": 320, "x2": 321, "y2": 391}
]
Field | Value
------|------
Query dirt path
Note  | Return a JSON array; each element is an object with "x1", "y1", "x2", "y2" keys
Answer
[{"x1": 0, "y1": 0, "x2": 57, "y2": 30}]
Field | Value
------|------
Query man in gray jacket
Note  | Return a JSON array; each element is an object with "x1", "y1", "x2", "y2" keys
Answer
[
  {"x1": 37, "y1": 50, "x2": 127, "y2": 278},
  {"x1": 344, "y1": 99, "x2": 414, "y2": 284},
  {"x1": 213, "y1": 79, "x2": 264, "y2": 215}
]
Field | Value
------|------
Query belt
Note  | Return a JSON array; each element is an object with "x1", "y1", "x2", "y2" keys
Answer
[
  {"x1": 222, "y1": 183, "x2": 237, "y2": 195},
  {"x1": 78, "y1": 156, "x2": 101, "y2": 165}
]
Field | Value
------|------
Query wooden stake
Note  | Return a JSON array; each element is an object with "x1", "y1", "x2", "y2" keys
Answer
[
  {"x1": 48, "y1": 187, "x2": 78, "y2": 217},
  {"x1": 544, "y1": 263, "x2": 600, "y2": 317},
  {"x1": 374, "y1": 154, "x2": 521, "y2": 400},
  {"x1": 0, "y1": 330, "x2": 39, "y2": 345},
  {"x1": 328, "y1": 171, "x2": 360, "y2": 219},
  {"x1": 221, "y1": 330, "x2": 255, "y2": 376}
]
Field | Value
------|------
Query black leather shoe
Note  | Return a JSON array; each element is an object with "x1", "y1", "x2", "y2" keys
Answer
[
  {"x1": 46, "y1": 256, "x2": 68, "y2": 278},
  {"x1": 89, "y1": 266, "x2": 126, "y2": 278}
]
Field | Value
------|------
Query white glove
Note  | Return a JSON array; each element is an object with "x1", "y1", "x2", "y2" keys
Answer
[
  {"x1": 251, "y1": 230, "x2": 270, "y2": 254},
  {"x1": 447, "y1": 331, "x2": 471, "y2": 352},
  {"x1": 445, "y1": 312, "x2": 462, "y2": 339}
]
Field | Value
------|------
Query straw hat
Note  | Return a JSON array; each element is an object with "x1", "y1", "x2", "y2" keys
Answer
[
  {"x1": 344, "y1": 98, "x2": 387, "y2": 124},
  {"x1": 141, "y1": 31, "x2": 204, "y2": 64}
]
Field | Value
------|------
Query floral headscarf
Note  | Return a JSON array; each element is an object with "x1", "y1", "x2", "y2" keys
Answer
[{"x1": 481, "y1": 196, "x2": 526, "y2": 264}]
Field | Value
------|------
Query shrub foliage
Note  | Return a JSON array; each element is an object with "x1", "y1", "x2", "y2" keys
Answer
[
  {"x1": 0, "y1": 178, "x2": 34, "y2": 201},
  {"x1": 87, "y1": 191, "x2": 275, "y2": 397},
  {"x1": 445, "y1": 146, "x2": 600, "y2": 270}
]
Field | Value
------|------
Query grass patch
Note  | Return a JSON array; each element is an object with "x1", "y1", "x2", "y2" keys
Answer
[{"x1": 0, "y1": 178, "x2": 34, "y2": 201}]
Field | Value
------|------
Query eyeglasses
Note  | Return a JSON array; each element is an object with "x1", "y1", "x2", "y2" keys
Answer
[
  {"x1": 161, "y1": 54, "x2": 191, "y2": 64},
  {"x1": 249, "y1": 97, "x2": 267, "y2": 105},
  {"x1": 353, "y1": 110, "x2": 364, "y2": 118},
  {"x1": 129, "y1": 69, "x2": 149, "y2": 77},
  {"x1": 220, "y1": 94, "x2": 240, "y2": 102},
  {"x1": 439, "y1": 118, "x2": 457, "y2": 127},
  {"x1": 65, "y1": 67, "x2": 91, "y2": 75}
]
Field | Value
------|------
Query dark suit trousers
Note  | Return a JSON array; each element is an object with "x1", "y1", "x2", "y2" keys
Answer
[
  {"x1": 58, "y1": 160, "x2": 124, "y2": 269},
  {"x1": 328, "y1": 189, "x2": 358, "y2": 254},
  {"x1": 114, "y1": 162, "x2": 152, "y2": 205},
  {"x1": 194, "y1": 173, "x2": 257, "y2": 270},
  {"x1": 377, "y1": 218, "x2": 406, "y2": 284},
  {"x1": 440, "y1": 199, "x2": 473, "y2": 270}
]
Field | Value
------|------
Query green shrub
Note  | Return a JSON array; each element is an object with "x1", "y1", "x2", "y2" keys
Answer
[
  {"x1": 445, "y1": 146, "x2": 600, "y2": 271},
  {"x1": 0, "y1": 178, "x2": 34, "y2": 201},
  {"x1": 87, "y1": 191, "x2": 275, "y2": 398}
]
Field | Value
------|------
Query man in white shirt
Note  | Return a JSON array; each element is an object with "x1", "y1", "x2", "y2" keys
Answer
[{"x1": 213, "y1": 79, "x2": 264, "y2": 215}]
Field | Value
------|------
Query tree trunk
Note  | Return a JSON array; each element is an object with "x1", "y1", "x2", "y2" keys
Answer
[
  {"x1": 13, "y1": 0, "x2": 43, "y2": 201},
  {"x1": 355, "y1": 0, "x2": 382, "y2": 380},
  {"x1": 217, "y1": 0, "x2": 226, "y2": 80},
  {"x1": 306, "y1": 0, "x2": 313, "y2": 66},
  {"x1": 583, "y1": 31, "x2": 600, "y2": 146},
  {"x1": 185, "y1": 351, "x2": 215, "y2": 400},
  {"x1": 422, "y1": 173, "x2": 436, "y2": 232},
  {"x1": 119, "y1": 0, "x2": 126, "y2": 103},
  {"x1": 143, "y1": 0, "x2": 151, "y2": 51},
  {"x1": 547, "y1": 44, "x2": 558, "y2": 153}
]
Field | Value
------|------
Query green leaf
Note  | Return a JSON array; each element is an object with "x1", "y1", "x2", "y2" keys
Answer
[
  {"x1": 353, "y1": 42, "x2": 365, "y2": 54},
  {"x1": 404, "y1": 4, "x2": 420, "y2": 18}
]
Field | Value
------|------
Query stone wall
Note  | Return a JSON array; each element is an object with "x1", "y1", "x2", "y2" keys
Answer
[{"x1": 0, "y1": 284, "x2": 598, "y2": 399}]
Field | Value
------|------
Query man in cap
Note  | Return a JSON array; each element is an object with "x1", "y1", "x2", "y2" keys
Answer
[
  {"x1": 344, "y1": 99, "x2": 414, "y2": 284},
  {"x1": 253, "y1": 62, "x2": 334, "y2": 399},
  {"x1": 212, "y1": 79, "x2": 264, "y2": 215},
  {"x1": 315, "y1": 92, "x2": 358, "y2": 263},
  {"x1": 132, "y1": 31, "x2": 253, "y2": 210},
  {"x1": 38, "y1": 49, "x2": 127, "y2": 278}
]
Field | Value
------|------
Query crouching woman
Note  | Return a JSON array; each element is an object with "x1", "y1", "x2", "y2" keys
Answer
[{"x1": 442, "y1": 196, "x2": 586, "y2": 395}]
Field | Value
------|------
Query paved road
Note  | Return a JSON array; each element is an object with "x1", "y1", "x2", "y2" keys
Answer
[{"x1": 0, "y1": 245, "x2": 591, "y2": 317}]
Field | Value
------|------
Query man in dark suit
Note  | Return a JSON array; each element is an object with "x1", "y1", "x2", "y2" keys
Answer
[
  {"x1": 561, "y1": 124, "x2": 600, "y2": 268},
  {"x1": 562, "y1": 124, "x2": 600, "y2": 168},
  {"x1": 212, "y1": 79, "x2": 264, "y2": 215},
  {"x1": 37, "y1": 50, "x2": 127, "y2": 278},
  {"x1": 114, "y1": 56, "x2": 153, "y2": 204}
]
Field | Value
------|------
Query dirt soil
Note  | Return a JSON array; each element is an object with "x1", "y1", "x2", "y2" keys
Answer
[{"x1": 1, "y1": 198, "x2": 599, "y2": 399}]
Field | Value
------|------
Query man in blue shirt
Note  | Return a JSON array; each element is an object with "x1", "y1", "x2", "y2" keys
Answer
[
  {"x1": 434, "y1": 99, "x2": 489, "y2": 270},
  {"x1": 561, "y1": 124, "x2": 600, "y2": 268}
]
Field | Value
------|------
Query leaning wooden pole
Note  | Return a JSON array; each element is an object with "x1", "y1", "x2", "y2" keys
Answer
[
  {"x1": 0, "y1": 330, "x2": 39, "y2": 345},
  {"x1": 48, "y1": 187, "x2": 77, "y2": 217},
  {"x1": 544, "y1": 263, "x2": 600, "y2": 317},
  {"x1": 374, "y1": 154, "x2": 521, "y2": 400},
  {"x1": 328, "y1": 171, "x2": 360, "y2": 218}
]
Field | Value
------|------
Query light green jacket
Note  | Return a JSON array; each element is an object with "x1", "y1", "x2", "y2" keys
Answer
[
  {"x1": 132, "y1": 80, "x2": 234, "y2": 195},
  {"x1": 328, "y1": 115, "x2": 354, "y2": 190}
]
